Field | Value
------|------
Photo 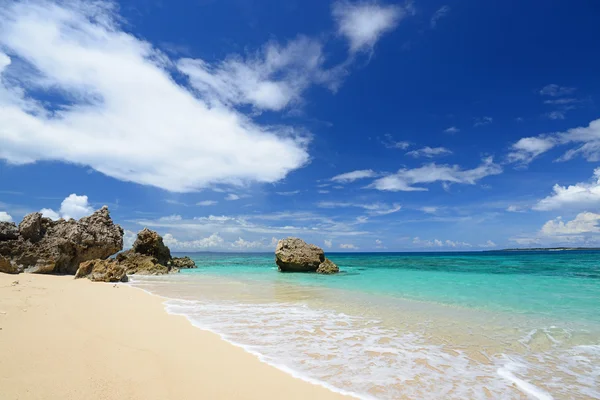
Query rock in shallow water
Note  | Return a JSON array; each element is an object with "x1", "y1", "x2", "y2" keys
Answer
[
  {"x1": 168, "y1": 256, "x2": 196, "y2": 269},
  {"x1": 116, "y1": 250, "x2": 169, "y2": 275},
  {"x1": 316, "y1": 258, "x2": 339, "y2": 275},
  {"x1": 275, "y1": 237, "x2": 338, "y2": 274},
  {"x1": 132, "y1": 228, "x2": 171, "y2": 266}
]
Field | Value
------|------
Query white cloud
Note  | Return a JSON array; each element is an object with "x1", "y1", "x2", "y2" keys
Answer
[
  {"x1": 507, "y1": 136, "x2": 556, "y2": 165},
  {"x1": 479, "y1": 240, "x2": 497, "y2": 248},
  {"x1": 375, "y1": 238, "x2": 386, "y2": 249},
  {"x1": 413, "y1": 237, "x2": 471, "y2": 248},
  {"x1": 541, "y1": 212, "x2": 600, "y2": 236},
  {"x1": 275, "y1": 190, "x2": 301, "y2": 196},
  {"x1": 430, "y1": 5, "x2": 450, "y2": 28},
  {"x1": 444, "y1": 126, "x2": 460, "y2": 133},
  {"x1": 318, "y1": 190, "x2": 330, "y2": 194},
  {"x1": 41, "y1": 193, "x2": 94, "y2": 221},
  {"x1": 539, "y1": 84, "x2": 576, "y2": 97},
  {"x1": 40, "y1": 208, "x2": 61, "y2": 221},
  {"x1": 123, "y1": 229, "x2": 137, "y2": 249},
  {"x1": 178, "y1": 36, "x2": 338, "y2": 111},
  {"x1": 406, "y1": 146, "x2": 452, "y2": 158},
  {"x1": 331, "y1": 169, "x2": 378, "y2": 183},
  {"x1": 324, "y1": 239, "x2": 333, "y2": 248},
  {"x1": 509, "y1": 237, "x2": 541, "y2": 246},
  {"x1": 506, "y1": 205, "x2": 525, "y2": 213},
  {"x1": 380, "y1": 134, "x2": 410, "y2": 149},
  {"x1": 544, "y1": 98, "x2": 578, "y2": 105},
  {"x1": 369, "y1": 157, "x2": 502, "y2": 192},
  {"x1": 545, "y1": 110, "x2": 566, "y2": 120},
  {"x1": 226, "y1": 194, "x2": 241, "y2": 201},
  {"x1": 340, "y1": 243, "x2": 358, "y2": 249},
  {"x1": 197, "y1": 200, "x2": 218, "y2": 206},
  {"x1": 0, "y1": 0, "x2": 309, "y2": 193},
  {"x1": 0, "y1": 211, "x2": 13, "y2": 222},
  {"x1": 474, "y1": 116, "x2": 493, "y2": 127},
  {"x1": 534, "y1": 168, "x2": 600, "y2": 211},
  {"x1": 332, "y1": 1, "x2": 408, "y2": 53},
  {"x1": 163, "y1": 232, "x2": 225, "y2": 250},
  {"x1": 317, "y1": 201, "x2": 401, "y2": 216},
  {"x1": 420, "y1": 206, "x2": 437, "y2": 214},
  {"x1": 159, "y1": 215, "x2": 182, "y2": 222}
]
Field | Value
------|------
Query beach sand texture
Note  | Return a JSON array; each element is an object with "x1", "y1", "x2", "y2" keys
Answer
[{"x1": 0, "y1": 273, "x2": 349, "y2": 400}]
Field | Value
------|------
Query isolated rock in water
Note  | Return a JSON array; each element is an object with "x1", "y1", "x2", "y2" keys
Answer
[
  {"x1": 75, "y1": 259, "x2": 128, "y2": 283},
  {"x1": 0, "y1": 256, "x2": 20, "y2": 274},
  {"x1": 168, "y1": 256, "x2": 196, "y2": 269},
  {"x1": 0, "y1": 206, "x2": 124, "y2": 275},
  {"x1": 116, "y1": 251, "x2": 169, "y2": 275},
  {"x1": 18, "y1": 213, "x2": 44, "y2": 243},
  {"x1": 0, "y1": 222, "x2": 18, "y2": 241},
  {"x1": 275, "y1": 237, "x2": 325, "y2": 272},
  {"x1": 316, "y1": 258, "x2": 339, "y2": 275},
  {"x1": 132, "y1": 228, "x2": 171, "y2": 266}
]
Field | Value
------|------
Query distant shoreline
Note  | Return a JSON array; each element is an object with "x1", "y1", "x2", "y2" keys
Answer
[{"x1": 494, "y1": 247, "x2": 600, "y2": 252}]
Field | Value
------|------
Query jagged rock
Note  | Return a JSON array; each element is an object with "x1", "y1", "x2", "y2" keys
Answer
[
  {"x1": 168, "y1": 256, "x2": 196, "y2": 269},
  {"x1": 0, "y1": 222, "x2": 18, "y2": 241},
  {"x1": 132, "y1": 228, "x2": 171, "y2": 266},
  {"x1": 275, "y1": 237, "x2": 325, "y2": 272},
  {"x1": 75, "y1": 259, "x2": 128, "y2": 283},
  {"x1": 0, "y1": 256, "x2": 20, "y2": 274},
  {"x1": 116, "y1": 250, "x2": 169, "y2": 275},
  {"x1": 316, "y1": 258, "x2": 339, "y2": 275},
  {"x1": 0, "y1": 206, "x2": 124, "y2": 275},
  {"x1": 18, "y1": 213, "x2": 44, "y2": 243}
]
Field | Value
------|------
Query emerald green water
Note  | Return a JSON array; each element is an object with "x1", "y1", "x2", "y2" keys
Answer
[
  {"x1": 130, "y1": 251, "x2": 600, "y2": 399},
  {"x1": 182, "y1": 251, "x2": 600, "y2": 324}
]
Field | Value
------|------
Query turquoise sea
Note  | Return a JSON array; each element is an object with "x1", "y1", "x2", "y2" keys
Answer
[{"x1": 129, "y1": 251, "x2": 600, "y2": 399}]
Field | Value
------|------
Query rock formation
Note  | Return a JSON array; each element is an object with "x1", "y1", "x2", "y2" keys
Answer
[
  {"x1": 275, "y1": 237, "x2": 339, "y2": 274},
  {"x1": 168, "y1": 256, "x2": 196, "y2": 269},
  {"x1": 0, "y1": 207, "x2": 123, "y2": 275},
  {"x1": 316, "y1": 258, "x2": 340, "y2": 274},
  {"x1": 75, "y1": 259, "x2": 128, "y2": 283},
  {"x1": 113, "y1": 229, "x2": 196, "y2": 275},
  {"x1": 0, "y1": 222, "x2": 18, "y2": 241}
]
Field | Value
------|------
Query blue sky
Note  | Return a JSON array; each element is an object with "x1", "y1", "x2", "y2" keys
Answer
[{"x1": 1, "y1": 0, "x2": 599, "y2": 251}]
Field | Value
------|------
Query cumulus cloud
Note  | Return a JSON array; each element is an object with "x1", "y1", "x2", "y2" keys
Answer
[
  {"x1": 430, "y1": 5, "x2": 450, "y2": 28},
  {"x1": 534, "y1": 168, "x2": 600, "y2": 211},
  {"x1": 163, "y1": 232, "x2": 225, "y2": 250},
  {"x1": 0, "y1": 0, "x2": 309, "y2": 192},
  {"x1": 332, "y1": 1, "x2": 409, "y2": 53},
  {"x1": 339, "y1": 243, "x2": 358, "y2": 249},
  {"x1": 541, "y1": 212, "x2": 600, "y2": 236},
  {"x1": 479, "y1": 240, "x2": 497, "y2": 248},
  {"x1": 225, "y1": 194, "x2": 241, "y2": 201},
  {"x1": 0, "y1": 211, "x2": 13, "y2": 222},
  {"x1": 369, "y1": 157, "x2": 502, "y2": 192},
  {"x1": 41, "y1": 194, "x2": 94, "y2": 221},
  {"x1": 406, "y1": 146, "x2": 452, "y2": 158},
  {"x1": 413, "y1": 237, "x2": 472, "y2": 248},
  {"x1": 331, "y1": 169, "x2": 378, "y2": 183},
  {"x1": 324, "y1": 239, "x2": 333, "y2": 248}
]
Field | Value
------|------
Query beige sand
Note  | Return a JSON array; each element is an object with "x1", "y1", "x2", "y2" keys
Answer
[{"x1": 0, "y1": 273, "x2": 350, "y2": 400}]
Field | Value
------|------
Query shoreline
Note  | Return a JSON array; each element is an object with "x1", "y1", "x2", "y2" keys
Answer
[{"x1": 0, "y1": 273, "x2": 350, "y2": 400}]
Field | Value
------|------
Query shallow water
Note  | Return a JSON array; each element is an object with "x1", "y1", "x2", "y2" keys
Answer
[{"x1": 128, "y1": 251, "x2": 600, "y2": 399}]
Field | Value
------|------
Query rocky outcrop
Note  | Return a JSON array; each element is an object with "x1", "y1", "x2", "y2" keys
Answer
[
  {"x1": 0, "y1": 256, "x2": 19, "y2": 274},
  {"x1": 0, "y1": 206, "x2": 124, "y2": 275},
  {"x1": 275, "y1": 237, "x2": 338, "y2": 274},
  {"x1": 168, "y1": 256, "x2": 196, "y2": 269},
  {"x1": 115, "y1": 251, "x2": 169, "y2": 275},
  {"x1": 0, "y1": 222, "x2": 18, "y2": 241},
  {"x1": 132, "y1": 228, "x2": 171, "y2": 266},
  {"x1": 75, "y1": 259, "x2": 128, "y2": 283},
  {"x1": 316, "y1": 258, "x2": 339, "y2": 275}
]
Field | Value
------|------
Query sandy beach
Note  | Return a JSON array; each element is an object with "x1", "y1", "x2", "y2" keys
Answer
[{"x1": 0, "y1": 273, "x2": 349, "y2": 400}]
